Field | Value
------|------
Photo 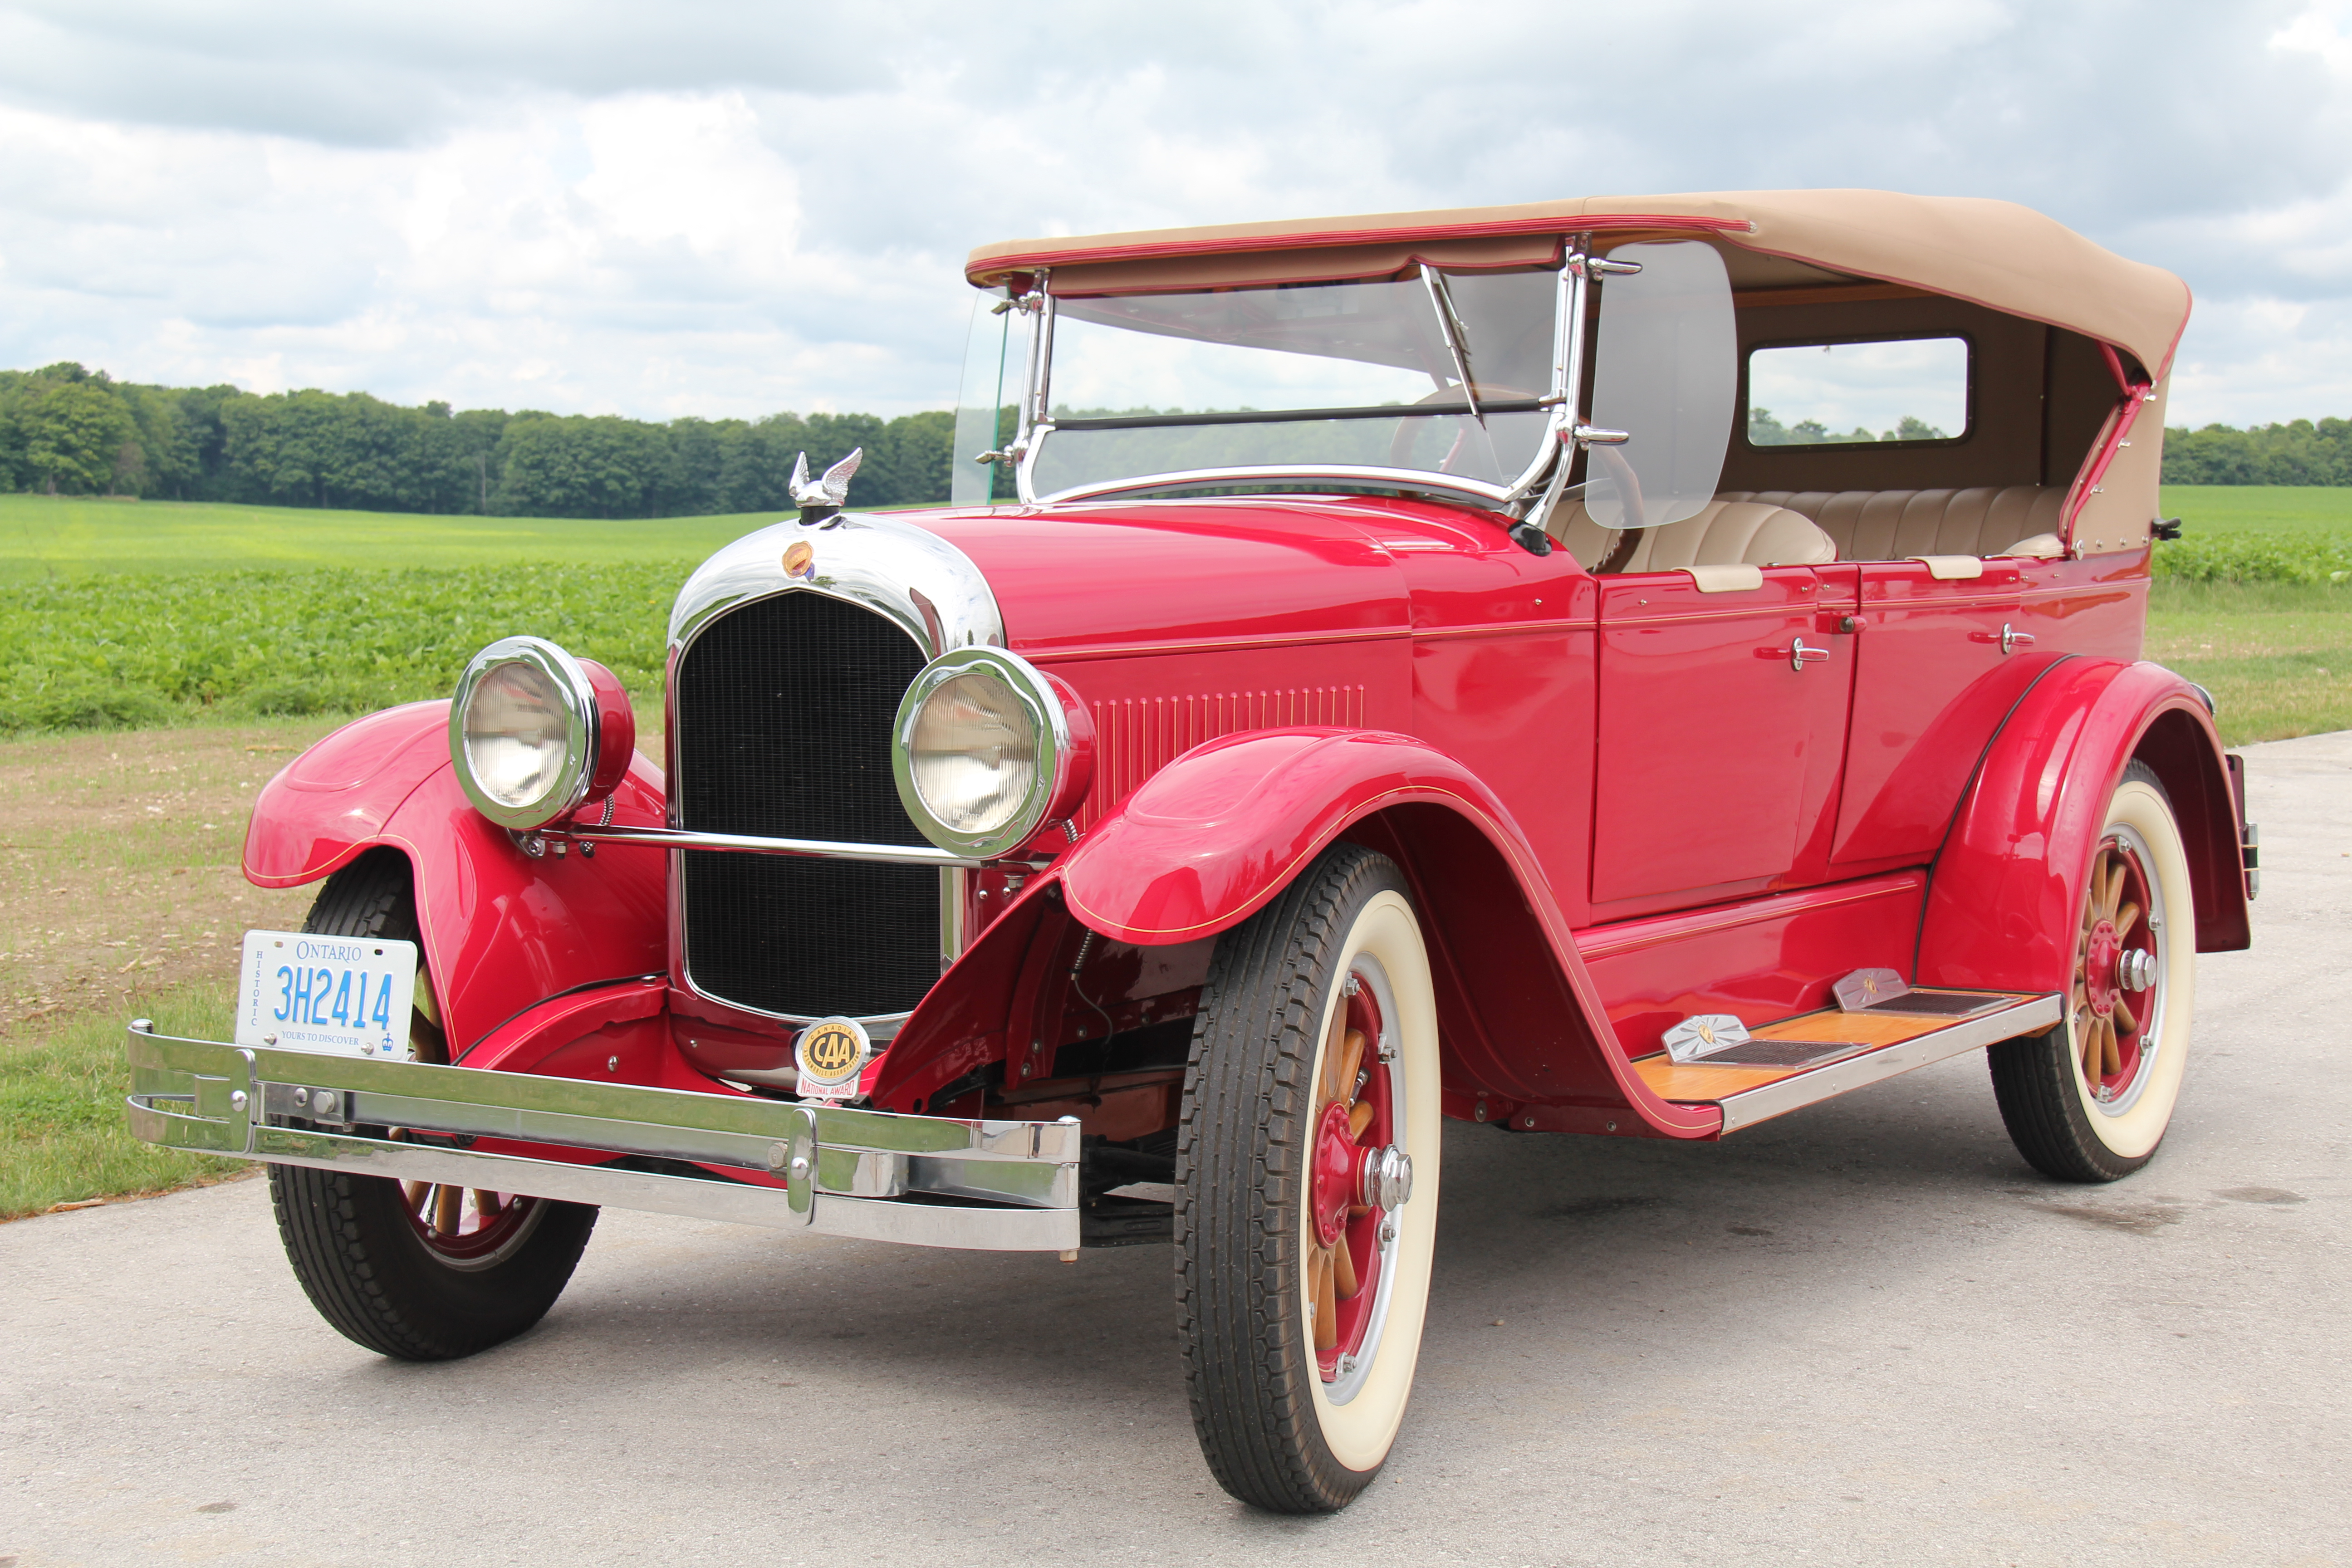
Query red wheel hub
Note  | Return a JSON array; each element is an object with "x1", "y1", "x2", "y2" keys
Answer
[
  {"x1": 1307, "y1": 972, "x2": 1397, "y2": 1382},
  {"x1": 1311, "y1": 1101, "x2": 1357, "y2": 1249},
  {"x1": 404, "y1": 1184, "x2": 537, "y2": 1262},
  {"x1": 2084, "y1": 919, "x2": 2122, "y2": 1019}
]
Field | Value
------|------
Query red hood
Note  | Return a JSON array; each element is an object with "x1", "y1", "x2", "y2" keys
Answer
[{"x1": 915, "y1": 494, "x2": 1514, "y2": 657}]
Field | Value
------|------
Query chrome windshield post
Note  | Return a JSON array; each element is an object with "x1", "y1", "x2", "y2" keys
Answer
[
  {"x1": 1519, "y1": 238, "x2": 1646, "y2": 530},
  {"x1": 1014, "y1": 271, "x2": 1054, "y2": 506},
  {"x1": 1514, "y1": 234, "x2": 1593, "y2": 526}
]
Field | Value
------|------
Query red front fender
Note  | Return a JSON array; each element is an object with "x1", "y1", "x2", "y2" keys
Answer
[
  {"x1": 1060, "y1": 728, "x2": 1533, "y2": 946},
  {"x1": 1918, "y1": 658, "x2": 2249, "y2": 995},
  {"x1": 877, "y1": 729, "x2": 1722, "y2": 1139},
  {"x1": 241, "y1": 703, "x2": 672, "y2": 1063},
  {"x1": 244, "y1": 701, "x2": 456, "y2": 888}
]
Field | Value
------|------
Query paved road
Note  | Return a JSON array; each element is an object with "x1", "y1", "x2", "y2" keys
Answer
[{"x1": 5, "y1": 732, "x2": 2347, "y2": 1568}]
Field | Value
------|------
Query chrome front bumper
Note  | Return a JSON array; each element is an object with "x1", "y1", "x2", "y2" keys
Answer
[{"x1": 123, "y1": 1023, "x2": 1081, "y2": 1253}]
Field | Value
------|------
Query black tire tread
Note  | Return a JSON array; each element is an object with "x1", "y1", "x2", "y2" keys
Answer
[
  {"x1": 268, "y1": 850, "x2": 598, "y2": 1360},
  {"x1": 1177, "y1": 843, "x2": 1404, "y2": 1514}
]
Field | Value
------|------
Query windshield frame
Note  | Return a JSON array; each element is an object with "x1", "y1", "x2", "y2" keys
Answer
[{"x1": 1004, "y1": 258, "x2": 1583, "y2": 512}]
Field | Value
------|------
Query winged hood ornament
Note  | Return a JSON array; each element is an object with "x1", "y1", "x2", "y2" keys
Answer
[{"x1": 791, "y1": 447, "x2": 862, "y2": 524}]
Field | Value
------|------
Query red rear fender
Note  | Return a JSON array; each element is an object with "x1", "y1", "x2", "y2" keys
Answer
[{"x1": 1919, "y1": 658, "x2": 2249, "y2": 995}]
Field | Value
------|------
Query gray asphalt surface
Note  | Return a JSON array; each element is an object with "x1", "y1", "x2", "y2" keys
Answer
[{"x1": 5, "y1": 731, "x2": 2347, "y2": 1568}]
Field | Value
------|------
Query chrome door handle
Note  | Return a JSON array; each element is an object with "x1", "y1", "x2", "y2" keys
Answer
[
  {"x1": 2001, "y1": 622, "x2": 2036, "y2": 655},
  {"x1": 1788, "y1": 637, "x2": 1832, "y2": 671}
]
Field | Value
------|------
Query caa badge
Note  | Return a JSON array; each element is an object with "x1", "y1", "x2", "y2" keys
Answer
[
  {"x1": 794, "y1": 1015, "x2": 871, "y2": 1102},
  {"x1": 782, "y1": 540, "x2": 816, "y2": 580}
]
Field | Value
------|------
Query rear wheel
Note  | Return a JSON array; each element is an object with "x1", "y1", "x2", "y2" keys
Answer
[
  {"x1": 1178, "y1": 845, "x2": 1440, "y2": 1514},
  {"x1": 1988, "y1": 761, "x2": 2195, "y2": 1182},
  {"x1": 267, "y1": 850, "x2": 598, "y2": 1359}
]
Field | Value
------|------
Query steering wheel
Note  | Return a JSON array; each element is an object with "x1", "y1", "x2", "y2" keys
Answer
[
  {"x1": 1584, "y1": 443, "x2": 1649, "y2": 573},
  {"x1": 1382, "y1": 383, "x2": 1542, "y2": 473}
]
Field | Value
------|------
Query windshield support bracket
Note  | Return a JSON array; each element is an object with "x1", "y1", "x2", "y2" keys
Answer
[{"x1": 1419, "y1": 267, "x2": 1484, "y2": 428}]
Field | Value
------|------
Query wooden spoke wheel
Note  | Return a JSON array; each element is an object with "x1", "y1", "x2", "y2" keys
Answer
[
  {"x1": 1990, "y1": 761, "x2": 2196, "y2": 1181},
  {"x1": 266, "y1": 850, "x2": 598, "y2": 1360},
  {"x1": 2074, "y1": 829, "x2": 2162, "y2": 1109},
  {"x1": 1180, "y1": 844, "x2": 1441, "y2": 1514},
  {"x1": 1305, "y1": 970, "x2": 1406, "y2": 1393}
]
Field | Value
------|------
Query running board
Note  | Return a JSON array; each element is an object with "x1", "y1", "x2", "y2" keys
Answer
[{"x1": 1632, "y1": 990, "x2": 2062, "y2": 1133}]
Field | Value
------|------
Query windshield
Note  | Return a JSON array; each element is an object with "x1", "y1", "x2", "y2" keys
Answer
[
  {"x1": 952, "y1": 288, "x2": 1034, "y2": 508},
  {"x1": 1019, "y1": 268, "x2": 1558, "y2": 500}
]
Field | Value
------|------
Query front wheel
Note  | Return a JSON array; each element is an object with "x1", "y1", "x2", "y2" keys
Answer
[
  {"x1": 1177, "y1": 845, "x2": 1441, "y2": 1514},
  {"x1": 268, "y1": 850, "x2": 598, "y2": 1360},
  {"x1": 1988, "y1": 760, "x2": 2196, "y2": 1182}
]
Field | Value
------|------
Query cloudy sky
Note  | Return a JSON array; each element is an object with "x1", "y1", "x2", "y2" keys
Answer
[{"x1": 2, "y1": 0, "x2": 2347, "y2": 428}]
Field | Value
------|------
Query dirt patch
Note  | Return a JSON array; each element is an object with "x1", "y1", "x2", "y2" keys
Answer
[{"x1": 0, "y1": 720, "x2": 339, "y2": 1039}]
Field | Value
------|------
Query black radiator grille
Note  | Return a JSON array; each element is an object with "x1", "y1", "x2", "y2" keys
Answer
[{"x1": 674, "y1": 591, "x2": 939, "y2": 1019}]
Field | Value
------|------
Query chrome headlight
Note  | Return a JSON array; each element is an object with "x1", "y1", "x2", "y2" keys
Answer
[
  {"x1": 449, "y1": 636, "x2": 635, "y2": 831},
  {"x1": 891, "y1": 647, "x2": 1092, "y2": 858}
]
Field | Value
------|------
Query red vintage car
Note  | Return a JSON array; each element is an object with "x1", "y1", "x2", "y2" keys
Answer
[{"x1": 128, "y1": 188, "x2": 2253, "y2": 1514}]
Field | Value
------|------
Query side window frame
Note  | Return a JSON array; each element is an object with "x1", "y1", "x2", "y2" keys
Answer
[{"x1": 1738, "y1": 331, "x2": 1977, "y2": 453}]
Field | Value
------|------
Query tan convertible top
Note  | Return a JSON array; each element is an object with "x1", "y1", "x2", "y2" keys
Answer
[{"x1": 966, "y1": 189, "x2": 2190, "y2": 378}]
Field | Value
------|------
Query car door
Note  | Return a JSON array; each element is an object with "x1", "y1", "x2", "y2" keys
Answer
[
  {"x1": 1591, "y1": 564, "x2": 1858, "y2": 912},
  {"x1": 1828, "y1": 558, "x2": 2031, "y2": 867}
]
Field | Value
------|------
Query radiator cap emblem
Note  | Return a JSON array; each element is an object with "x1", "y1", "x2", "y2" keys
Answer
[
  {"x1": 795, "y1": 1016, "x2": 872, "y2": 1101},
  {"x1": 782, "y1": 540, "x2": 816, "y2": 581}
]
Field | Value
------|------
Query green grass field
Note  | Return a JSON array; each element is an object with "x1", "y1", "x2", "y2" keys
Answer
[
  {"x1": 2159, "y1": 484, "x2": 2352, "y2": 538},
  {"x1": 0, "y1": 493, "x2": 781, "y2": 580},
  {"x1": 1, "y1": 978, "x2": 248, "y2": 1220}
]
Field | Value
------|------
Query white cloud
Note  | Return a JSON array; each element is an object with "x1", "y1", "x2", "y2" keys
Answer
[{"x1": 0, "y1": 0, "x2": 2347, "y2": 426}]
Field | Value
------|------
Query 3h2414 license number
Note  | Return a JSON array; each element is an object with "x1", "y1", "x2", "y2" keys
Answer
[{"x1": 234, "y1": 930, "x2": 420, "y2": 1058}]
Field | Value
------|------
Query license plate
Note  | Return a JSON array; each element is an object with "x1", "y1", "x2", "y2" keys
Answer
[{"x1": 234, "y1": 930, "x2": 420, "y2": 1058}]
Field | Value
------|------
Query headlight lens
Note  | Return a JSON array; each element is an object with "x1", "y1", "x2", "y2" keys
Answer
[
  {"x1": 907, "y1": 667, "x2": 1038, "y2": 836},
  {"x1": 463, "y1": 660, "x2": 569, "y2": 809},
  {"x1": 448, "y1": 636, "x2": 603, "y2": 830},
  {"x1": 892, "y1": 647, "x2": 1091, "y2": 857}
]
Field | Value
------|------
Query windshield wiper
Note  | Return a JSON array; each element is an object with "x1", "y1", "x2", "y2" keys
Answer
[{"x1": 1419, "y1": 268, "x2": 1484, "y2": 427}]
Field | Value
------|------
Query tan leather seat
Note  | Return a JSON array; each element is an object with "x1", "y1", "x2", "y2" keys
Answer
[
  {"x1": 1719, "y1": 486, "x2": 2065, "y2": 560},
  {"x1": 1622, "y1": 499, "x2": 1837, "y2": 570},
  {"x1": 1547, "y1": 497, "x2": 1836, "y2": 570}
]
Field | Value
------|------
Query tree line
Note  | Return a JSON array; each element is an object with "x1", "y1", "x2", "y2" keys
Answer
[
  {"x1": 0, "y1": 362, "x2": 955, "y2": 517},
  {"x1": 5, "y1": 361, "x2": 2348, "y2": 516},
  {"x1": 2159, "y1": 417, "x2": 2352, "y2": 486}
]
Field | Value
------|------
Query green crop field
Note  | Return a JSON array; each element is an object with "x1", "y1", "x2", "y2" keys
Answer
[
  {"x1": 0, "y1": 495, "x2": 786, "y2": 731},
  {"x1": 0, "y1": 486, "x2": 2347, "y2": 739}
]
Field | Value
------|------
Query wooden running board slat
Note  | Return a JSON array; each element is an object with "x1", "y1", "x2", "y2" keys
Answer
[{"x1": 1631, "y1": 990, "x2": 2063, "y2": 1132}]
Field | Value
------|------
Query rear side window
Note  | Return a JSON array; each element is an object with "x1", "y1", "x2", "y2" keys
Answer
[{"x1": 1745, "y1": 335, "x2": 1970, "y2": 446}]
